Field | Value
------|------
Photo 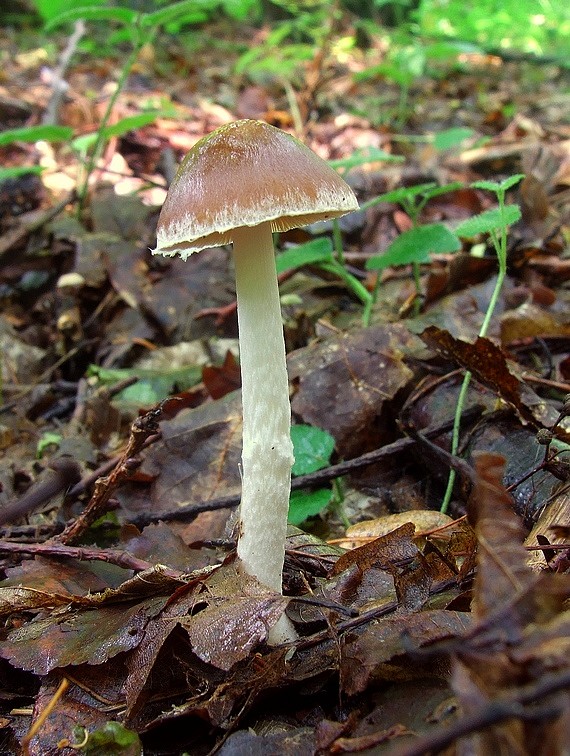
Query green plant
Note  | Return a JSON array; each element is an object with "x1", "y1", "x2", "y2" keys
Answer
[
  {"x1": 276, "y1": 237, "x2": 374, "y2": 325},
  {"x1": 288, "y1": 424, "x2": 335, "y2": 525},
  {"x1": 43, "y1": 1, "x2": 219, "y2": 212},
  {"x1": 440, "y1": 174, "x2": 524, "y2": 513},
  {"x1": 354, "y1": 36, "x2": 475, "y2": 127},
  {"x1": 419, "y1": 0, "x2": 570, "y2": 62},
  {"x1": 364, "y1": 181, "x2": 462, "y2": 314},
  {"x1": 0, "y1": 125, "x2": 74, "y2": 184}
]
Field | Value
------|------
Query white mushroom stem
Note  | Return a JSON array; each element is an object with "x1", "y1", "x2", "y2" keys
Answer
[{"x1": 232, "y1": 222, "x2": 297, "y2": 644}]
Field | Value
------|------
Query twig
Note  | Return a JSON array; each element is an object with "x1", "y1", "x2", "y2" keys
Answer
[
  {"x1": 42, "y1": 21, "x2": 86, "y2": 126},
  {"x1": 390, "y1": 669, "x2": 570, "y2": 756},
  {"x1": 0, "y1": 191, "x2": 76, "y2": 263},
  {"x1": 0, "y1": 457, "x2": 82, "y2": 527},
  {"x1": 131, "y1": 407, "x2": 482, "y2": 528},
  {"x1": 65, "y1": 432, "x2": 161, "y2": 501},
  {"x1": 21, "y1": 677, "x2": 69, "y2": 756},
  {"x1": 53, "y1": 404, "x2": 166, "y2": 544},
  {"x1": 0, "y1": 538, "x2": 182, "y2": 577}
]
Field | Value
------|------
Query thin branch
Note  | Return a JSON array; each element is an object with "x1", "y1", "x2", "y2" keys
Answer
[
  {"x1": 392, "y1": 669, "x2": 570, "y2": 756},
  {"x1": 131, "y1": 407, "x2": 482, "y2": 528},
  {"x1": 0, "y1": 538, "x2": 182, "y2": 578}
]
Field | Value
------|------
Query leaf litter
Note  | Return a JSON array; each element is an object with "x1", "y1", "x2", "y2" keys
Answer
[{"x1": 0, "y1": 15, "x2": 569, "y2": 755}]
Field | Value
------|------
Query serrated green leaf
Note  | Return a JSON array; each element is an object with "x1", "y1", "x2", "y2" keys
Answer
[
  {"x1": 420, "y1": 181, "x2": 464, "y2": 201},
  {"x1": 275, "y1": 238, "x2": 333, "y2": 275},
  {"x1": 498, "y1": 174, "x2": 525, "y2": 192},
  {"x1": 455, "y1": 205, "x2": 521, "y2": 237},
  {"x1": 471, "y1": 174, "x2": 524, "y2": 194},
  {"x1": 45, "y1": 6, "x2": 138, "y2": 30},
  {"x1": 288, "y1": 489, "x2": 332, "y2": 525},
  {"x1": 0, "y1": 125, "x2": 73, "y2": 147},
  {"x1": 291, "y1": 424, "x2": 335, "y2": 477},
  {"x1": 360, "y1": 183, "x2": 437, "y2": 211},
  {"x1": 366, "y1": 223, "x2": 461, "y2": 271}
]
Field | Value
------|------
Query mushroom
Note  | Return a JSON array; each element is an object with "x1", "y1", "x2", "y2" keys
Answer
[{"x1": 153, "y1": 119, "x2": 358, "y2": 643}]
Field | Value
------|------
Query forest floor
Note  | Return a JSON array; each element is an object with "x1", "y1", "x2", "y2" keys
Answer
[{"x1": 0, "y1": 17, "x2": 569, "y2": 756}]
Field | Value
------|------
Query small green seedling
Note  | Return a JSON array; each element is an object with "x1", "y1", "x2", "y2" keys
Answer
[
  {"x1": 364, "y1": 181, "x2": 462, "y2": 314},
  {"x1": 276, "y1": 238, "x2": 373, "y2": 325},
  {"x1": 288, "y1": 424, "x2": 336, "y2": 526},
  {"x1": 440, "y1": 174, "x2": 524, "y2": 513},
  {"x1": 87, "y1": 364, "x2": 202, "y2": 408}
]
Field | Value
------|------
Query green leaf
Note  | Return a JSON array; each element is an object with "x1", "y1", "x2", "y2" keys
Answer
[
  {"x1": 142, "y1": 0, "x2": 210, "y2": 28},
  {"x1": 471, "y1": 174, "x2": 525, "y2": 193},
  {"x1": 0, "y1": 125, "x2": 73, "y2": 147},
  {"x1": 45, "y1": 6, "x2": 138, "y2": 30},
  {"x1": 86, "y1": 364, "x2": 202, "y2": 406},
  {"x1": 291, "y1": 423, "x2": 335, "y2": 477},
  {"x1": 221, "y1": 0, "x2": 258, "y2": 21},
  {"x1": 70, "y1": 112, "x2": 161, "y2": 155},
  {"x1": 328, "y1": 148, "x2": 404, "y2": 171},
  {"x1": 0, "y1": 166, "x2": 44, "y2": 181},
  {"x1": 424, "y1": 40, "x2": 481, "y2": 59},
  {"x1": 360, "y1": 183, "x2": 437, "y2": 211},
  {"x1": 100, "y1": 112, "x2": 160, "y2": 139},
  {"x1": 288, "y1": 489, "x2": 332, "y2": 525},
  {"x1": 35, "y1": 0, "x2": 105, "y2": 23},
  {"x1": 37, "y1": 432, "x2": 62, "y2": 458},
  {"x1": 455, "y1": 205, "x2": 521, "y2": 237},
  {"x1": 275, "y1": 238, "x2": 334, "y2": 275},
  {"x1": 420, "y1": 181, "x2": 464, "y2": 201},
  {"x1": 80, "y1": 720, "x2": 142, "y2": 755},
  {"x1": 366, "y1": 223, "x2": 461, "y2": 271},
  {"x1": 434, "y1": 127, "x2": 474, "y2": 151}
]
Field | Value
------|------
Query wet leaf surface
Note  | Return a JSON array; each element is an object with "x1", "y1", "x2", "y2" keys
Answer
[{"x1": 289, "y1": 324, "x2": 415, "y2": 457}]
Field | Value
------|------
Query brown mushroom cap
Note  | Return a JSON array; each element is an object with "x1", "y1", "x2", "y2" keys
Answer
[{"x1": 154, "y1": 119, "x2": 359, "y2": 258}]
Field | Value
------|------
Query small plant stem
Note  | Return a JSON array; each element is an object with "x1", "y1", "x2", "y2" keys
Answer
[
  {"x1": 320, "y1": 260, "x2": 373, "y2": 326},
  {"x1": 396, "y1": 82, "x2": 409, "y2": 129},
  {"x1": 439, "y1": 370, "x2": 472, "y2": 513},
  {"x1": 332, "y1": 218, "x2": 345, "y2": 265},
  {"x1": 77, "y1": 22, "x2": 151, "y2": 214},
  {"x1": 412, "y1": 260, "x2": 422, "y2": 316},
  {"x1": 331, "y1": 478, "x2": 350, "y2": 529},
  {"x1": 282, "y1": 78, "x2": 304, "y2": 139},
  {"x1": 363, "y1": 273, "x2": 380, "y2": 327},
  {"x1": 440, "y1": 197, "x2": 509, "y2": 513}
]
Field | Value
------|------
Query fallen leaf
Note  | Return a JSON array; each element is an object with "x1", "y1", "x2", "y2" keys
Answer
[{"x1": 181, "y1": 567, "x2": 288, "y2": 671}]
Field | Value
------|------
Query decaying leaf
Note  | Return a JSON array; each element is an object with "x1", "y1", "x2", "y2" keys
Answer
[
  {"x1": 181, "y1": 567, "x2": 289, "y2": 671},
  {"x1": 420, "y1": 325, "x2": 532, "y2": 421},
  {"x1": 1, "y1": 595, "x2": 168, "y2": 674},
  {"x1": 449, "y1": 452, "x2": 570, "y2": 755},
  {"x1": 118, "y1": 393, "x2": 242, "y2": 520},
  {"x1": 337, "y1": 510, "x2": 456, "y2": 549},
  {"x1": 332, "y1": 523, "x2": 418, "y2": 577},
  {"x1": 289, "y1": 324, "x2": 415, "y2": 457},
  {"x1": 341, "y1": 610, "x2": 471, "y2": 696}
]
